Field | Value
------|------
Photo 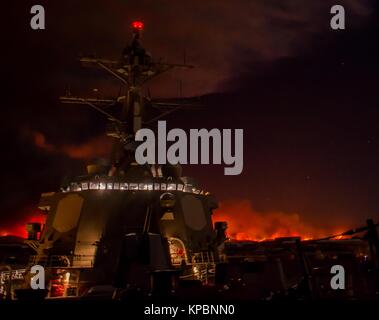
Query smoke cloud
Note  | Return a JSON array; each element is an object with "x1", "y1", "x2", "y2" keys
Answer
[{"x1": 213, "y1": 200, "x2": 347, "y2": 241}]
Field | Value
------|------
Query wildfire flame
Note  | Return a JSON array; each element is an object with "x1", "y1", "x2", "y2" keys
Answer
[
  {"x1": 0, "y1": 209, "x2": 46, "y2": 238},
  {"x1": 213, "y1": 200, "x2": 345, "y2": 241}
]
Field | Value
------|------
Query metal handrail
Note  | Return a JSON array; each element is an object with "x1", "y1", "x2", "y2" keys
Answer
[{"x1": 28, "y1": 255, "x2": 95, "y2": 268}]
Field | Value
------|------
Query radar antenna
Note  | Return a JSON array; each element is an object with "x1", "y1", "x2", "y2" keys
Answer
[{"x1": 60, "y1": 21, "x2": 201, "y2": 175}]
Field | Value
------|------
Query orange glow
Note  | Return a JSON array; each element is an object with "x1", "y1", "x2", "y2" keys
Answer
[
  {"x1": 61, "y1": 136, "x2": 112, "y2": 160},
  {"x1": 32, "y1": 131, "x2": 112, "y2": 161},
  {"x1": 213, "y1": 200, "x2": 346, "y2": 241},
  {"x1": 0, "y1": 209, "x2": 46, "y2": 239},
  {"x1": 33, "y1": 132, "x2": 54, "y2": 152}
]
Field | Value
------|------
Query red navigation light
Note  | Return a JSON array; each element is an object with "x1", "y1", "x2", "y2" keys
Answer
[{"x1": 131, "y1": 21, "x2": 144, "y2": 31}]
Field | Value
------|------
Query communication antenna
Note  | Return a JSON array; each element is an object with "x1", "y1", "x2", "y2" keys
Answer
[{"x1": 60, "y1": 21, "x2": 201, "y2": 174}]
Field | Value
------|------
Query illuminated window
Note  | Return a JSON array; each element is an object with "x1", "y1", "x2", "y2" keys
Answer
[
  {"x1": 161, "y1": 183, "x2": 167, "y2": 191},
  {"x1": 139, "y1": 183, "x2": 147, "y2": 190},
  {"x1": 168, "y1": 238, "x2": 187, "y2": 266},
  {"x1": 107, "y1": 183, "x2": 113, "y2": 190},
  {"x1": 70, "y1": 183, "x2": 81, "y2": 192},
  {"x1": 184, "y1": 184, "x2": 192, "y2": 193},
  {"x1": 177, "y1": 184, "x2": 184, "y2": 191},
  {"x1": 90, "y1": 182, "x2": 99, "y2": 190},
  {"x1": 129, "y1": 183, "x2": 138, "y2": 190},
  {"x1": 120, "y1": 183, "x2": 128, "y2": 190},
  {"x1": 113, "y1": 182, "x2": 120, "y2": 190},
  {"x1": 154, "y1": 183, "x2": 160, "y2": 190},
  {"x1": 147, "y1": 183, "x2": 153, "y2": 190},
  {"x1": 99, "y1": 182, "x2": 106, "y2": 190},
  {"x1": 81, "y1": 182, "x2": 89, "y2": 190},
  {"x1": 167, "y1": 183, "x2": 176, "y2": 191}
]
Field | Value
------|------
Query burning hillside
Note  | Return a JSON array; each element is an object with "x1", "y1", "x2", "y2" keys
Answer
[
  {"x1": 0, "y1": 209, "x2": 45, "y2": 238},
  {"x1": 213, "y1": 200, "x2": 347, "y2": 241}
]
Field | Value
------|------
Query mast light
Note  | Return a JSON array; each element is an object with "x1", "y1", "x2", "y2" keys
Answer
[{"x1": 131, "y1": 21, "x2": 144, "y2": 31}]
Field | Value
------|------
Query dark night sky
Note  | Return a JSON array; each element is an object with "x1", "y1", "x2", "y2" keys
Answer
[{"x1": 1, "y1": 0, "x2": 379, "y2": 234}]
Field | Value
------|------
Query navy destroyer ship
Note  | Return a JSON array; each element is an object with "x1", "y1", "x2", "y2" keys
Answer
[
  {"x1": 3, "y1": 21, "x2": 224, "y2": 299},
  {"x1": 1, "y1": 21, "x2": 379, "y2": 301}
]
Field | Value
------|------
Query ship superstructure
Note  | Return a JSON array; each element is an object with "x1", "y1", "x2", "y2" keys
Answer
[{"x1": 24, "y1": 21, "x2": 222, "y2": 298}]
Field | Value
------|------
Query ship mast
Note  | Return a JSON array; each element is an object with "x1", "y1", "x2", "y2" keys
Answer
[{"x1": 60, "y1": 21, "x2": 197, "y2": 175}]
